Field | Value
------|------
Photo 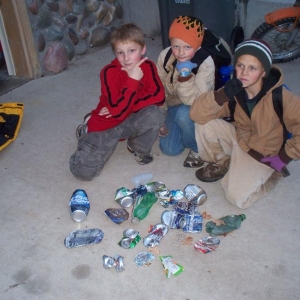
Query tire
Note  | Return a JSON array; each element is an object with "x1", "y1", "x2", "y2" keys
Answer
[
  {"x1": 230, "y1": 25, "x2": 244, "y2": 52},
  {"x1": 251, "y1": 17, "x2": 300, "y2": 63}
]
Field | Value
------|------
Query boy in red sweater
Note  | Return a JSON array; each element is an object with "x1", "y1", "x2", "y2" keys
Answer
[{"x1": 69, "y1": 23, "x2": 165, "y2": 181}]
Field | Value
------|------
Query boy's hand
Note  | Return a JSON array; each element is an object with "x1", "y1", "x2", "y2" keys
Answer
[
  {"x1": 99, "y1": 107, "x2": 111, "y2": 118},
  {"x1": 121, "y1": 57, "x2": 148, "y2": 80},
  {"x1": 260, "y1": 155, "x2": 286, "y2": 171},
  {"x1": 176, "y1": 61, "x2": 197, "y2": 74},
  {"x1": 224, "y1": 78, "x2": 243, "y2": 98}
]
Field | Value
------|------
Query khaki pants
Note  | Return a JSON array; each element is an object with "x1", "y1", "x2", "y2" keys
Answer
[{"x1": 195, "y1": 119, "x2": 274, "y2": 208}]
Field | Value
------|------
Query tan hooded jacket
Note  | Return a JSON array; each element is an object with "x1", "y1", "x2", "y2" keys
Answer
[
  {"x1": 156, "y1": 47, "x2": 215, "y2": 107},
  {"x1": 190, "y1": 66, "x2": 300, "y2": 162}
]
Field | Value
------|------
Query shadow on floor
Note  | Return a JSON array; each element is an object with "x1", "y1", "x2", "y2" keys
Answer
[{"x1": 0, "y1": 63, "x2": 29, "y2": 97}]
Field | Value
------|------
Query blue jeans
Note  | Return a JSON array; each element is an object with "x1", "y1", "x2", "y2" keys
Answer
[{"x1": 159, "y1": 104, "x2": 198, "y2": 156}]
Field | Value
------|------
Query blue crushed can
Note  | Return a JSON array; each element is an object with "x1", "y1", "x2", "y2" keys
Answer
[
  {"x1": 69, "y1": 189, "x2": 90, "y2": 222},
  {"x1": 182, "y1": 214, "x2": 203, "y2": 233}
]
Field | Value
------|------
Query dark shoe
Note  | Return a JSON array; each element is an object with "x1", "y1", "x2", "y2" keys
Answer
[
  {"x1": 184, "y1": 149, "x2": 205, "y2": 168},
  {"x1": 127, "y1": 143, "x2": 153, "y2": 165},
  {"x1": 76, "y1": 113, "x2": 91, "y2": 139},
  {"x1": 196, "y1": 162, "x2": 228, "y2": 182}
]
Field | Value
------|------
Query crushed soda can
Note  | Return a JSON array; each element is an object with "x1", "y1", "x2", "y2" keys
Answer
[
  {"x1": 118, "y1": 229, "x2": 141, "y2": 249},
  {"x1": 146, "y1": 182, "x2": 166, "y2": 192},
  {"x1": 143, "y1": 223, "x2": 169, "y2": 247},
  {"x1": 115, "y1": 187, "x2": 134, "y2": 208},
  {"x1": 134, "y1": 252, "x2": 155, "y2": 266},
  {"x1": 181, "y1": 213, "x2": 203, "y2": 233},
  {"x1": 159, "y1": 256, "x2": 184, "y2": 278},
  {"x1": 194, "y1": 236, "x2": 220, "y2": 253},
  {"x1": 64, "y1": 228, "x2": 104, "y2": 249},
  {"x1": 184, "y1": 184, "x2": 207, "y2": 206},
  {"x1": 161, "y1": 210, "x2": 186, "y2": 229},
  {"x1": 69, "y1": 189, "x2": 90, "y2": 222},
  {"x1": 131, "y1": 185, "x2": 148, "y2": 197},
  {"x1": 104, "y1": 208, "x2": 129, "y2": 224},
  {"x1": 103, "y1": 255, "x2": 124, "y2": 272},
  {"x1": 173, "y1": 201, "x2": 198, "y2": 214}
]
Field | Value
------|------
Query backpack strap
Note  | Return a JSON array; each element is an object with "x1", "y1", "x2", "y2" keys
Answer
[
  {"x1": 272, "y1": 85, "x2": 289, "y2": 143},
  {"x1": 163, "y1": 48, "x2": 173, "y2": 73}
]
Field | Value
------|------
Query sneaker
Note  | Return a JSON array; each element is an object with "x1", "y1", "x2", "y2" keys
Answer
[
  {"x1": 183, "y1": 149, "x2": 205, "y2": 168},
  {"x1": 127, "y1": 142, "x2": 153, "y2": 165},
  {"x1": 195, "y1": 162, "x2": 228, "y2": 182},
  {"x1": 76, "y1": 113, "x2": 91, "y2": 139}
]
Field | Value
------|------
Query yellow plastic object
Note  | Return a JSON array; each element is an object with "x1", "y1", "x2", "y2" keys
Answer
[{"x1": 0, "y1": 102, "x2": 24, "y2": 151}]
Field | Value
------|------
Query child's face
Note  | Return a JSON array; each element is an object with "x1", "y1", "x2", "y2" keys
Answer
[
  {"x1": 235, "y1": 54, "x2": 266, "y2": 90},
  {"x1": 114, "y1": 40, "x2": 146, "y2": 70},
  {"x1": 170, "y1": 38, "x2": 196, "y2": 62}
]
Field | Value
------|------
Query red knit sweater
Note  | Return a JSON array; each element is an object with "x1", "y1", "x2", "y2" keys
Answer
[{"x1": 87, "y1": 58, "x2": 165, "y2": 132}]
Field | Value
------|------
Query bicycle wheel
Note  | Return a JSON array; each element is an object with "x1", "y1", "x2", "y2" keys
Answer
[{"x1": 251, "y1": 17, "x2": 300, "y2": 63}]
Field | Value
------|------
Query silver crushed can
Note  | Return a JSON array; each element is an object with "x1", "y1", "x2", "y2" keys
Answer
[
  {"x1": 183, "y1": 184, "x2": 207, "y2": 206},
  {"x1": 69, "y1": 189, "x2": 90, "y2": 222}
]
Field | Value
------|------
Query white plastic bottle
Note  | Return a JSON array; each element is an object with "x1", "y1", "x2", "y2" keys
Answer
[{"x1": 131, "y1": 172, "x2": 153, "y2": 187}]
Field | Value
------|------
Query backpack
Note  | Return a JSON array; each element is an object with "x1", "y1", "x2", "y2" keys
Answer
[
  {"x1": 226, "y1": 85, "x2": 291, "y2": 142},
  {"x1": 163, "y1": 28, "x2": 232, "y2": 91}
]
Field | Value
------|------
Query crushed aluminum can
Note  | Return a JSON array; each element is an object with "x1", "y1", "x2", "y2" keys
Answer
[
  {"x1": 102, "y1": 255, "x2": 125, "y2": 272},
  {"x1": 115, "y1": 187, "x2": 134, "y2": 208},
  {"x1": 161, "y1": 210, "x2": 186, "y2": 229},
  {"x1": 194, "y1": 236, "x2": 220, "y2": 253},
  {"x1": 143, "y1": 223, "x2": 169, "y2": 247},
  {"x1": 64, "y1": 228, "x2": 104, "y2": 249},
  {"x1": 69, "y1": 189, "x2": 90, "y2": 222},
  {"x1": 118, "y1": 229, "x2": 141, "y2": 249},
  {"x1": 146, "y1": 182, "x2": 166, "y2": 192},
  {"x1": 170, "y1": 189, "x2": 184, "y2": 200},
  {"x1": 173, "y1": 201, "x2": 198, "y2": 214},
  {"x1": 134, "y1": 252, "x2": 155, "y2": 266},
  {"x1": 104, "y1": 208, "x2": 129, "y2": 224},
  {"x1": 183, "y1": 184, "x2": 207, "y2": 206},
  {"x1": 181, "y1": 213, "x2": 203, "y2": 233}
]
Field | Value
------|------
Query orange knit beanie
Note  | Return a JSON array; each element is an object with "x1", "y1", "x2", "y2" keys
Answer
[{"x1": 169, "y1": 16, "x2": 205, "y2": 50}]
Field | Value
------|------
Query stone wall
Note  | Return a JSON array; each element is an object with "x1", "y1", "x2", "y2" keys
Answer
[{"x1": 26, "y1": 0, "x2": 123, "y2": 75}]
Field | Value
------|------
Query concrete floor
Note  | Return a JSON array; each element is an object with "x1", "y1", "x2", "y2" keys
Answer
[{"x1": 0, "y1": 36, "x2": 300, "y2": 300}]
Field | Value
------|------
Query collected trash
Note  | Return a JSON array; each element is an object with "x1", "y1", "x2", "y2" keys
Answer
[
  {"x1": 158, "y1": 189, "x2": 184, "y2": 207},
  {"x1": 131, "y1": 192, "x2": 158, "y2": 224},
  {"x1": 194, "y1": 236, "x2": 220, "y2": 253},
  {"x1": 64, "y1": 228, "x2": 104, "y2": 249},
  {"x1": 132, "y1": 172, "x2": 153, "y2": 187},
  {"x1": 161, "y1": 202, "x2": 202, "y2": 233},
  {"x1": 104, "y1": 208, "x2": 129, "y2": 224},
  {"x1": 159, "y1": 256, "x2": 184, "y2": 278},
  {"x1": 103, "y1": 255, "x2": 124, "y2": 272},
  {"x1": 134, "y1": 252, "x2": 155, "y2": 266},
  {"x1": 118, "y1": 229, "x2": 141, "y2": 249},
  {"x1": 206, "y1": 214, "x2": 246, "y2": 236},
  {"x1": 69, "y1": 189, "x2": 90, "y2": 222},
  {"x1": 183, "y1": 184, "x2": 207, "y2": 206},
  {"x1": 115, "y1": 187, "x2": 134, "y2": 208},
  {"x1": 143, "y1": 223, "x2": 169, "y2": 247}
]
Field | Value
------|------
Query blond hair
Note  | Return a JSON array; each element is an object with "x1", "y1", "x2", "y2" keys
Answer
[{"x1": 110, "y1": 23, "x2": 145, "y2": 51}]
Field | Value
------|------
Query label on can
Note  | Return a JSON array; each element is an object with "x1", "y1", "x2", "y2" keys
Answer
[
  {"x1": 69, "y1": 189, "x2": 90, "y2": 222},
  {"x1": 182, "y1": 214, "x2": 202, "y2": 233}
]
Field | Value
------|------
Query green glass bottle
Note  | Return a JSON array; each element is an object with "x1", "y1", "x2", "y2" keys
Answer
[
  {"x1": 132, "y1": 192, "x2": 158, "y2": 224},
  {"x1": 205, "y1": 214, "x2": 246, "y2": 236}
]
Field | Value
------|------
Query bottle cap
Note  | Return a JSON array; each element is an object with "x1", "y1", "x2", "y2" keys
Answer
[{"x1": 240, "y1": 214, "x2": 246, "y2": 221}]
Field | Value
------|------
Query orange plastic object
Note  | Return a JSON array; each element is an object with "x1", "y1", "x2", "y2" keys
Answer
[{"x1": 265, "y1": 7, "x2": 300, "y2": 24}]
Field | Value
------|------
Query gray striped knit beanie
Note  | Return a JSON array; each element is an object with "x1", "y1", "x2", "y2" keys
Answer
[{"x1": 233, "y1": 39, "x2": 273, "y2": 75}]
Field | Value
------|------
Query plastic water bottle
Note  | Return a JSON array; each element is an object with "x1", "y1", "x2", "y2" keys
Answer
[
  {"x1": 132, "y1": 192, "x2": 158, "y2": 224},
  {"x1": 132, "y1": 172, "x2": 153, "y2": 187},
  {"x1": 205, "y1": 214, "x2": 246, "y2": 236},
  {"x1": 220, "y1": 65, "x2": 234, "y2": 83}
]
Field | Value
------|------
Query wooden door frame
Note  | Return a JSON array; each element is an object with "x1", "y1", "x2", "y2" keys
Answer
[{"x1": 0, "y1": 0, "x2": 40, "y2": 78}]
